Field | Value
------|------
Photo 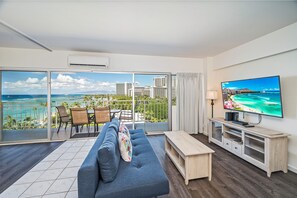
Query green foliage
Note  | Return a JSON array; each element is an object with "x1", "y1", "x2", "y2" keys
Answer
[
  {"x1": 172, "y1": 97, "x2": 176, "y2": 106},
  {"x1": 3, "y1": 115, "x2": 17, "y2": 130},
  {"x1": 4, "y1": 94, "x2": 169, "y2": 130},
  {"x1": 54, "y1": 94, "x2": 169, "y2": 124},
  {"x1": 3, "y1": 115, "x2": 47, "y2": 130}
]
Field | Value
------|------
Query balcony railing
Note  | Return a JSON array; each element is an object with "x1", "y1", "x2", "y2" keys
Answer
[
  {"x1": 2, "y1": 102, "x2": 48, "y2": 130},
  {"x1": 1, "y1": 99, "x2": 168, "y2": 131}
]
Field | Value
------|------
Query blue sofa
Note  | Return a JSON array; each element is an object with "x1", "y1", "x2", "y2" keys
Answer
[{"x1": 78, "y1": 120, "x2": 170, "y2": 198}]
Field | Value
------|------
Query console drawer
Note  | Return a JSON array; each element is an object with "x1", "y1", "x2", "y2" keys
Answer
[
  {"x1": 223, "y1": 138, "x2": 232, "y2": 150},
  {"x1": 232, "y1": 141, "x2": 242, "y2": 156}
]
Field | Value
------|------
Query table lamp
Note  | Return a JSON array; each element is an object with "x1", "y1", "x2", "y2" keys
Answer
[{"x1": 206, "y1": 90, "x2": 218, "y2": 118}]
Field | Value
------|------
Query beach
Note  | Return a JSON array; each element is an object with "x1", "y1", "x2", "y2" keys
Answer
[
  {"x1": 227, "y1": 93, "x2": 281, "y2": 117},
  {"x1": 229, "y1": 95, "x2": 261, "y2": 113}
]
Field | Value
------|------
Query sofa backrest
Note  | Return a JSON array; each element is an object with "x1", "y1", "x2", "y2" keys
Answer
[
  {"x1": 78, "y1": 122, "x2": 110, "y2": 198},
  {"x1": 78, "y1": 118, "x2": 120, "y2": 198}
]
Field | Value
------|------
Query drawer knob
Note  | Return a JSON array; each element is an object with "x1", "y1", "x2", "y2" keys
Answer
[{"x1": 235, "y1": 147, "x2": 237, "y2": 149}]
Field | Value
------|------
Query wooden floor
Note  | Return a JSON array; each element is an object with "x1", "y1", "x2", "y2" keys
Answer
[
  {"x1": 0, "y1": 142, "x2": 63, "y2": 193},
  {"x1": 1, "y1": 134, "x2": 297, "y2": 197},
  {"x1": 148, "y1": 134, "x2": 297, "y2": 198}
]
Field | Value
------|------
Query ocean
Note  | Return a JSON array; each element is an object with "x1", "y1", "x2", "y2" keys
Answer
[
  {"x1": 232, "y1": 92, "x2": 282, "y2": 117},
  {"x1": 2, "y1": 94, "x2": 87, "y2": 122}
]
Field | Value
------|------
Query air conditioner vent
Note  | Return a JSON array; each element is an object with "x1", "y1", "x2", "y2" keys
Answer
[{"x1": 68, "y1": 55, "x2": 109, "y2": 68}]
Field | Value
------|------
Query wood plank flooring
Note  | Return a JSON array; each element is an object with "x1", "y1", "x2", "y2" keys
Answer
[
  {"x1": 0, "y1": 142, "x2": 63, "y2": 193},
  {"x1": 148, "y1": 134, "x2": 297, "y2": 198},
  {"x1": 1, "y1": 134, "x2": 297, "y2": 198}
]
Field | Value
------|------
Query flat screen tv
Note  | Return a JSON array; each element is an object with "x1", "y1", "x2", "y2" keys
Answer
[{"x1": 221, "y1": 76, "x2": 283, "y2": 118}]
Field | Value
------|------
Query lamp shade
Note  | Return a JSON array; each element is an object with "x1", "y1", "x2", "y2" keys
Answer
[{"x1": 206, "y1": 90, "x2": 218, "y2": 100}]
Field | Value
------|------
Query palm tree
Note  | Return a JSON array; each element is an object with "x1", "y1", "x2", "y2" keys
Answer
[
  {"x1": 33, "y1": 106, "x2": 38, "y2": 119},
  {"x1": 72, "y1": 101, "x2": 81, "y2": 108},
  {"x1": 23, "y1": 116, "x2": 34, "y2": 129},
  {"x1": 4, "y1": 115, "x2": 17, "y2": 130}
]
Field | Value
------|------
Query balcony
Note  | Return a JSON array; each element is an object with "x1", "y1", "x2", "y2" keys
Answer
[{"x1": 0, "y1": 99, "x2": 169, "y2": 142}]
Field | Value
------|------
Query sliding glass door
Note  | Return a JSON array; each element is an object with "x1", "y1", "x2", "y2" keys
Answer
[
  {"x1": 0, "y1": 70, "x2": 172, "y2": 144},
  {"x1": 0, "y1": 71, "x2": 48, "y2": 143},
  {"x1": 50, "y1": 72, "x2": 133, "y2": 140},
  {"x1": 134, "y1": 74, "x2": 170, "y2": 133}
]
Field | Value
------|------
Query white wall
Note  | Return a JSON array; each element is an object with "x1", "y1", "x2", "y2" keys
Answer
[
  {"x1": 0, "y1": 47, "x2": 204, "y2": 73},
  {"x1": 0, "y1": 47, "x2": 204, "y2": 136},
  {"x1": 207, "y1": 23, "x2": 297, "y2": 173},
  {"x1": 208, "y1": 50, "x2": 297, "y2": 172},
  {"x1": 213, "y1": 22, "x2": 297, "y2": 70}
]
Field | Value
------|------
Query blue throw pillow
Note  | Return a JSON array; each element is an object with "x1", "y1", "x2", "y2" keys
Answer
[
  {"x1": 109, "y1": 118, "x2": 120, "y2": 131},
  {"x1": 97, "y1": 127, "x2": 120, "y2": 183}
]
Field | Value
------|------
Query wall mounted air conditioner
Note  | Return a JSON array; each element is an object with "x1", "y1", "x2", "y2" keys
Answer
[{"x1": 68, "y1": 55, "x2": 109, "y2": 68}]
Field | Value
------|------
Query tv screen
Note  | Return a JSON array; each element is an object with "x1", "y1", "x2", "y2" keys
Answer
[{"x1": 221, "y1": 76, "x2": 283, "y2": 118}]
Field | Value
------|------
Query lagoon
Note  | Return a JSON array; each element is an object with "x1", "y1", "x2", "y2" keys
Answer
[{"x1": 233, "y1": 92, "x2": 282, "y2": 117}]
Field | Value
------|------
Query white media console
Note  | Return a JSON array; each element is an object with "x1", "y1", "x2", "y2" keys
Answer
[{"x1": 209, "y1": 117, "x2": 289, "y2": 177}]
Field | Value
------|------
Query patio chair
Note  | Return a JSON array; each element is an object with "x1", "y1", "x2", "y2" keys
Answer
[
  {"x1": 56, "y1": 106, "x2": 70, "y2": 133},
  {"x1": 119, "y1": 109, "x2": 133, "y2": 122},
  {"x1": 94, "y1": 106, "x2": 111, "y2": 133},
  {"x1": 70, "y1": 108, "x2": 90, "y2": 138}
]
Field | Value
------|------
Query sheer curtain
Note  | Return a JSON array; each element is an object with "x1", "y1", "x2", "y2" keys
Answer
[{"x1": 176, "y1": 73, "x2": 205, "y2": 134}]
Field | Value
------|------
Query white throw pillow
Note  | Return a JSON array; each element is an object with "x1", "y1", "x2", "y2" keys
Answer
[
  {"x1": 119, "y1": 123, "x2": 130, "y2": 139},
  {"x1": 118, "y1": 132, "x2": 133, "y2": 162}
]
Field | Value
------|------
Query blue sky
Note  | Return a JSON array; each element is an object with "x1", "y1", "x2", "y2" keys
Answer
[
  {"x1": 222, "y1": 76, "x2": 280, "y2": 91},
  {"x1": 2, "y1": 71, "x2": 161, "y2": 94}
]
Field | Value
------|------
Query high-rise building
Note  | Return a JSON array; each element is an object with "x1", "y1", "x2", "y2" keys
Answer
[
  {"x1": 151, "y1": 87, "x2": 167, "y2": 98},
  {"x1": 116, "y1": 82, "x2": 132, "y2": 95},
  {"x1": 143, "y1": 87, "x2": 151, "y2": 97},
  {"x1": 151, "y1": 76, "x2": 168, "y2": 98},
  {"x1": 128, "y1": 87, "x2": 144, "y2": 96},
  {"x1": 116, "y1": 76, "x2": 170, "y2": 98},
  {"x1": 128, "y1": 87, "x2": 151, "y2": 97},
  {"x1": 153, "y1": 76, "x2": 167, "y2": 88}
]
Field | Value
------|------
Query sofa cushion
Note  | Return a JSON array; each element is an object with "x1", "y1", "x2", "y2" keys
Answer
[
  {"x1": 109, "y1": 118, "x2": 120, "y2": 131},
  {"x1": 118, "y1": 131, "x2": 133, "y2": 162},
  {"x1": 97, "y1": 127, "x2": 120, "y2": 183}
]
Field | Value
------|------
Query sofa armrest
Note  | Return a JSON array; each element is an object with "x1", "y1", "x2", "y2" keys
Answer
[{"x1": 78, "y1": 152, "x2": 100, "y2": 198}]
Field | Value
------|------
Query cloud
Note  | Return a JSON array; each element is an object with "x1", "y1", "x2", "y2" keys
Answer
[
  {"x1": 3, "y1": 78, "x2": 47, "y2": 94},
  {"x1": 56, "y1": 74, "x2": 75, "y2": 83},
  {"x1": 26, "y1": 77, "x2": 39, "y2": 84},
  {"x1": 226, "y1": 87, "x2": 238, "y2": 90},
  {"x1": 51, "y1": 74, "x2": 115, "y2": 94},
  {"x1": 41, "y1": 77, "x2": 47, "y2": 82},
  {"x1": 3, "y1": 74, "x2": 121, "y2": 95}
]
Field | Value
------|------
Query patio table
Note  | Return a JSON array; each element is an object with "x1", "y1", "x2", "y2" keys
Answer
[
  {"x1": 75, "y1": 109, "x2": 121, "y2": 133},
  {"x1": 87, "y1": 109, "x2": 121, "y2": 119}
]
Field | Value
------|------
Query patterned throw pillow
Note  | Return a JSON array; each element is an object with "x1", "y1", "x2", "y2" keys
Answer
[
  {"x1": 119, "y1": 123, "x2": 130, "y2": 139},
  {"x1": 118, "y1": 131, "x2": 133, "y2": 162}
]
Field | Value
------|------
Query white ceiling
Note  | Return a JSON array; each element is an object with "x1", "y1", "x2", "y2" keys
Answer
[{"x1": 0, "y1": 1, "x2": 297, "y2": 58}]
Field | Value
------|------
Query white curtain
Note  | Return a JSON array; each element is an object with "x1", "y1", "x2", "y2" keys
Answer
[{"x1": 176, "y1": 73, "x2": 205, "y2": 134}]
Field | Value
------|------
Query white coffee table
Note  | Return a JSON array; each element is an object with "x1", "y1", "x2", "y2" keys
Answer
[{"x1": 164, "y1": 131, "x2": 215, "y2": 185}]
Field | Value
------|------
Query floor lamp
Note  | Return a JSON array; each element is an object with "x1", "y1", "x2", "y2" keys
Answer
[{"x1": 206, "y1": 90, "x2": 218, "y2": 118}]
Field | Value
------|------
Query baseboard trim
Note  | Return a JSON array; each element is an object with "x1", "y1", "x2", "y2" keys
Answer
[
  {"x1": 202, "y1": 132, "x2": 208, "y2": 136},
  {"x1": 288, "y1": 164, "x2": 297, "y2": 174}
]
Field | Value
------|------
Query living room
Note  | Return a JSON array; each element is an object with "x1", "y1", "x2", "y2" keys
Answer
[{"x1": 0, "y1": 1, "x2": 297, "y2": 198}]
